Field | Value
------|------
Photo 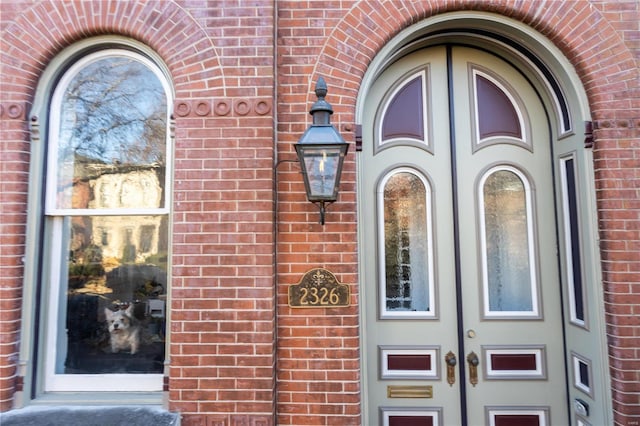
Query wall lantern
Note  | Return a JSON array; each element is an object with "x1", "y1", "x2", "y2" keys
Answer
[{"x1": 295, "y1": 77, "x2": 349, "y2": 225}]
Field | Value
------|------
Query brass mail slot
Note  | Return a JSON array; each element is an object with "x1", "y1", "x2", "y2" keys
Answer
[{"x1": 387, "y1": 385, "x2": 433, "y2": 398}]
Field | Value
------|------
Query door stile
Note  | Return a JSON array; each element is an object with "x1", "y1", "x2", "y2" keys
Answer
[
  {"x1": 546, "y1": 105, "x2": 574, "y2": 426},
  {"x1": 446, "y1": 44, "x2": 469, "y2": 426}
]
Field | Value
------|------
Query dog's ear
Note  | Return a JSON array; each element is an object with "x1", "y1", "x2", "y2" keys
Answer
[
  {"x1": 104, "y1": 308, "x2": 113, "y2": 320},
  {"x1": 125, "y1": 304, "x2": 134, "y2": 317}
]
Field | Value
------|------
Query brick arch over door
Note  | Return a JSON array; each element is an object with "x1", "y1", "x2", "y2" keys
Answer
[
  {"x1": 305, "y1": 1, "x2": 637, "y2": 127},
  {"x1": 299, "y1": 1, "x2": 639, "y2": 424}
]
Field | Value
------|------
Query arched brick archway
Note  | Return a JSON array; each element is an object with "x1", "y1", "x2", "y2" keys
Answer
[
  {"x1": 288, "y1": 1, "x2": 638, "y2": 424},
  {"x1": 0, "y1": 0, "x2": 225, "y2": 107},
  {"x1": 304, "y1": 1, "x2": 637, "y2": 125}
]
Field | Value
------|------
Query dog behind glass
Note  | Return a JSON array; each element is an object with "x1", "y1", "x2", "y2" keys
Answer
[{"x1": 104, "y1": 305, "x2": 140, "y2": 355}]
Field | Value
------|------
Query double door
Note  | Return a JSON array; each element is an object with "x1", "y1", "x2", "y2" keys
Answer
[{"x1": 361, "y1": 46, "x2": 568, "y2": 425}]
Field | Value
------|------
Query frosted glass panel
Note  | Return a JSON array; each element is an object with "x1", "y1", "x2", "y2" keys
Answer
[
  {"x1": 382, "y1": 171, "x2": 432, "y2": 315},
  {"x1": 482, "y1": 169, "x2": 534, "y2": 313}
]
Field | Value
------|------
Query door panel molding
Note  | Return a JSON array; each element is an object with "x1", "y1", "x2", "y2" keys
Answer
[
  {"x1": 482, "y1": 345, "x2": 547, "y2": 380},
  {"x1": 379, "y1": 346, "x2": 441, "y2": 380}
]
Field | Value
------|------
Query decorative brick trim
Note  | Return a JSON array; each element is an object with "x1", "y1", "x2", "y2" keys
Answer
[
  {"x1": 0, "y1": 103, "x2": 26, "y2": 120},
  {"x1": 173, "y1": 98, "x2": 272, "y2": 118},
  {"x1": 592, "y1": 119, "x2": 639, "y2": 131}
]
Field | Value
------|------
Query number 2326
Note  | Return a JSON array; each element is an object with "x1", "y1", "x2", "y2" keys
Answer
[{"x1": 299, "y1": 287, "x2": 341, "y2": 306}]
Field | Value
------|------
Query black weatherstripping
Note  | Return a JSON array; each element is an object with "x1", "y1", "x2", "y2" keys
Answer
[{"x1": 446, "y1": 44, "x2": 469, "y2": 426}]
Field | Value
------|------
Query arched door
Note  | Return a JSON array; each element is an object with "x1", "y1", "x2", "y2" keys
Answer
[{"x1": 360, "y1": 45, "x2": 568, "y2": 425}]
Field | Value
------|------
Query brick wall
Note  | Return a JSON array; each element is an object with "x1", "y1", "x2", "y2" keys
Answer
[
  {"x1": 1, "y1": 1, "x2": 639, "y2": 425},
  {"x1": 0, "y1": 1, "x2": 277, "y2": 424}
]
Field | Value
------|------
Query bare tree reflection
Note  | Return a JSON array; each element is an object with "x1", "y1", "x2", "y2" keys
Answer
[{"x1": 60, "y1": 56, "x2": 166, "y2": 167}]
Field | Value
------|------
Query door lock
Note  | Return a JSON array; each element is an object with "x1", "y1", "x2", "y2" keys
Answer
[
  {"x1": 445, "y1": 351, "x2": 457, "y2": 386},
  {"x1": 466, "y1": 351, "x2": 479, "y2": 387}
]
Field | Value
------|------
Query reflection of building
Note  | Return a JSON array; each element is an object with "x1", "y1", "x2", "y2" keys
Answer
[
  {"x1": 2, "y1": 2, "x2": 639, "y2": 426},
  {"x1": 92, "y1": 215, "x2": 163, "y2": 262},
  {"x1": 73, "y1": 164, "x2": 165, "y2": 263},
  {"x1": 91, "y1": 169, "x2": 162, "y2": 210}
]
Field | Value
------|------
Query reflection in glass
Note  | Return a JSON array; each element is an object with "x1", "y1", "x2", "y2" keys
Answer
[
  {"x1": 383, "y1": 172, "x2": 431, "y2": 312},
  {"x1": 47, "y1": 50, "x2": 170, "y2": 379},
  {"x1": 58, "y1": 215, "x2": 168, "y2": 374},
  {"x1": 54, "y1": 56, "x2": 167, "y2": 210},
  {"x1": 482, "y1": 169, "x2": 533, "y2": 312},
  {"x1": 302, "y1": 147, "x2": 342, "y2": 199}
]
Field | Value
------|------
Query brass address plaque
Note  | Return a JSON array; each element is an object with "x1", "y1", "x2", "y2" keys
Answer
[{"x1": 288, "y1": 268, "x2": 350, "y2": 308}]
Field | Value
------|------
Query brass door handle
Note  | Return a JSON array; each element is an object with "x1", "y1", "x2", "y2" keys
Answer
[
  {"x1": 466, "y1": 351, "x2": 479, "y2": 387},
  {"x1": 445, "y1": 351, "x2": 457, "y2": 386}
]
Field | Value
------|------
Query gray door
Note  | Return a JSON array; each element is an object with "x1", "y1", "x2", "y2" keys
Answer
[{"x1": 360, "y1": 45, "x2": 569, "y2": 426}]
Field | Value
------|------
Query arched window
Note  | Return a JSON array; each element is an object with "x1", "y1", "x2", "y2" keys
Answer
[{"x1": 41, "y1": 49, "x2": 172, "y2": 392}]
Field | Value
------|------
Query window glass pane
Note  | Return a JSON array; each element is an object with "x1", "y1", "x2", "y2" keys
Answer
[
  {"x1": 54, "y1": 56, "x2": 167, "y2": 210},
  {"x1": 483, "y1": 169, "x2": 533, "y2": 312},
  {"x1": 562, "y1": 157, "x2": 586, "y2": 325},
  {"x1": 383, "y1": 172, "x2": 431, "y2": 313},
  {"x1": 58, "y1": 215, "x2": 168, "y2": 374}
]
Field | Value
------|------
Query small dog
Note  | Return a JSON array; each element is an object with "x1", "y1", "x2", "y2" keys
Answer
[{"x1": 104, "y1": 305, "x2": 140, "y2": 355}]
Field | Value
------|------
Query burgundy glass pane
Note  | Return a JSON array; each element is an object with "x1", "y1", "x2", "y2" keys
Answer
[
  {"x1": 387, "y1": 354, "x2": 431, "y2": 371},
  {"x1": 476, "y1": 74, "x2": 522, "y2": 140},
  {"x1": 389, "y1": 416, "x2": 434, "y2": 426},
  {"x1": 491, "y1": 353, "x2": 537, "y2": 371},
  {"x1": 382, "y1": 75, "x2": 425, "y2": 142},
  {"x1": 494, "y1": 414, "x2": 540, "y2": 426}
]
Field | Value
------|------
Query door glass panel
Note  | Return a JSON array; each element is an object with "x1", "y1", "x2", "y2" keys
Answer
[
  {"x1": 480, "y1": 167, "x2": 538, "y2": 317},
  {"x1": 379, "y1": 170, "x2": 434, "y2": 318}
]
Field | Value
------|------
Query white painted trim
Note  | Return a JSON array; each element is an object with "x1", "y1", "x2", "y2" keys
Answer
[
  {"x1": 379, "y1": 346, "x2": 440, "y2": 380},
  {"x1": 487, "y1": 407, "x2": 549, "y2": 426},
  {"x1": 483, "y1": 346, "x2": 546, "y2": 379},
  {"x1": 381, "y1": 407, "x2": 442, "y2": 426}
]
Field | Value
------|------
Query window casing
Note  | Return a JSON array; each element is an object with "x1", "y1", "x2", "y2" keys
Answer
[{"x1": 41, "y1": 48, "x2": 172, "y2": 393}]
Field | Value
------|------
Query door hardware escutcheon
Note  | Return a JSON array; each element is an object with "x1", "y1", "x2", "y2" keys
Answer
[
  {"x1": 467, "y1": 351, "x2": 479, "y2": 387},
  {"x1": 445, "y1": 351, "x2": 457, "y2": 386}
]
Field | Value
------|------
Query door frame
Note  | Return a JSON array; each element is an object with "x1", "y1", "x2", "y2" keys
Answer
[{"x1": 355, "y1": 11, "x2": 611, "y2": 426}]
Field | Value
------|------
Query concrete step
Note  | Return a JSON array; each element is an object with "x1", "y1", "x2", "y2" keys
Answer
[{"x1": 0, "y1": 405, "x2": 180, "y2": 426}]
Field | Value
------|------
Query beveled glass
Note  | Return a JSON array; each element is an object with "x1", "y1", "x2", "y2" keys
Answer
[
  {"x1": 382, "y1": 171, "x2": 433, "y2": 316},
  {"x1": 481, "y1": 168, "x2": 535, "y2": 314}
]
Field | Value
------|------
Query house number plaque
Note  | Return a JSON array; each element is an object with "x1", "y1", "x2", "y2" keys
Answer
[{"x1": 288, "y1": 268, "x2": 350, "y2": 308}]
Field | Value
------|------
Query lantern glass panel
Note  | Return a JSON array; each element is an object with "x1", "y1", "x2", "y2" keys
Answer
[{"x1": 299, "y1": 146, "x2": 345, "y2": 200}]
